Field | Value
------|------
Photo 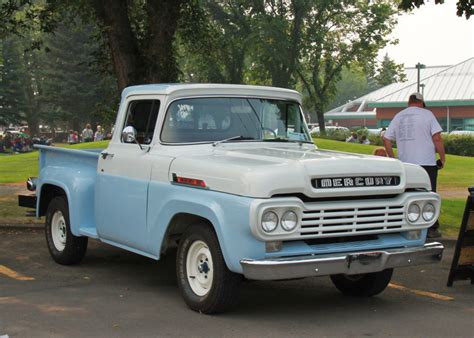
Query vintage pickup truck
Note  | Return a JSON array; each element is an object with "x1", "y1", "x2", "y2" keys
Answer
[{"x1": 19, "y1": 84, "x2": 444, "y2": 313}]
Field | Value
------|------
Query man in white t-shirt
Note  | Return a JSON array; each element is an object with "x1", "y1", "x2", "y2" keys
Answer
[{"x1": 383, "y1": 93, "x2": 446, "y2": 238}]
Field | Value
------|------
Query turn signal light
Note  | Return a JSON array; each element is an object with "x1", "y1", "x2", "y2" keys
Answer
[{"x1": 172, "y1": 174, "x2": 207, "y2": 188}]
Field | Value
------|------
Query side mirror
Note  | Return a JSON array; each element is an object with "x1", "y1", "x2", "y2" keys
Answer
[{"x1": 122, "y1": 126, "x2": 137, "y2": 143}]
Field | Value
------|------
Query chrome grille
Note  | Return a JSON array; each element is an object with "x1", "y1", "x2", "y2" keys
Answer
[{"x1": 300, "y1": 204, "x2": 405, "y2": 237}]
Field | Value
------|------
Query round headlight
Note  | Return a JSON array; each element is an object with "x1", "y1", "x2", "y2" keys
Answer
[
  {"x1": 261, "y1": 211, "x2": 278, "y2": 232},
  {"x1": 407, "y1": 203, "x2": 421, "y2": 223},
  {"x1": 281, "y1": 211, "x2": 298, "y2": 231},
  {"x1": 422, "y1": 202, "x2": 436, "y2": 221}
]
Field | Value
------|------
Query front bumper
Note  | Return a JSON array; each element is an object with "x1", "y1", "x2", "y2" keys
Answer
[{"x1": 240, "y1": 242, "x2": 444, "y2": 280}]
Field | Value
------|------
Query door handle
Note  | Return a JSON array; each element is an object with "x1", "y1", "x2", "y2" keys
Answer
[{"x1": 101, "y1": 151, "x2": 114, "y2": 160}]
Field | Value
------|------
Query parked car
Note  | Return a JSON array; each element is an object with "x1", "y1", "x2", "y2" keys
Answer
[
  {"x1": 449, "y1": 130, "x2": 474, "y2": 137},
  {"x1": 19, "y1": 84, "x2": 443, "y2": 313}
]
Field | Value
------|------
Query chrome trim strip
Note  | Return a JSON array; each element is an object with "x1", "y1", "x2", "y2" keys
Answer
[{"x1": 240, "y1": 242, "x2": 444, "y2": 280}]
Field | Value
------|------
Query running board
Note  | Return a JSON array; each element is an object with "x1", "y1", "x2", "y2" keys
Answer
[{"x1": 79, "y1": 227, "x2": 99, "y2": 239}]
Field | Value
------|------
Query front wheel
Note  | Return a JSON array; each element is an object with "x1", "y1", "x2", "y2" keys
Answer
[
  {"x1": 176, "y1": 224, "x2": 241, "y2": 314},
  {"x1": 330, "y1": 269, "x2": 393, "y2": 297},
  {"x1": 45, "y1": 196, "x2": 88, "y2": 265}
]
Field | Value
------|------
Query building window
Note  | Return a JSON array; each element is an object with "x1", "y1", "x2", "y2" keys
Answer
[
  {"x1": 464, "y1": 118, "x2": 474, "y2": 131},
  {"x1": 450, "y1": 118, "x2": 464, "y2": 132},
  {"x1": 378, "y1": 119, "x2": 391, "y2": 128},
  {"x1": 437, "y1": 118, "x2": 447, "y2": 132}
]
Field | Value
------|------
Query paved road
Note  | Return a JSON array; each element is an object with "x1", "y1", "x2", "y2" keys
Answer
[{"x1": 0, "y1": 227, "x2": 473, "y2": 337}]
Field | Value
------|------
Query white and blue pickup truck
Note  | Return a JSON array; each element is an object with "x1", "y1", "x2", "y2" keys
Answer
[{"x1": 19, "y1": 84, "x2": 444, "y2": 313}]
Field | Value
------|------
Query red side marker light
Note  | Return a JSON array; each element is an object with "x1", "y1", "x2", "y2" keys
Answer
[{"x1": 173, "y1": 174, "x2": 207, "y2": 188}]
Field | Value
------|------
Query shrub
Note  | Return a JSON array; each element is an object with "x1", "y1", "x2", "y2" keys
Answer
[
  {"x1": 442, "y1": 134, "x2": 474, "y2": 157},
  {"x1": 311, "y1": 129, "x2": 351, "y2": 141}
]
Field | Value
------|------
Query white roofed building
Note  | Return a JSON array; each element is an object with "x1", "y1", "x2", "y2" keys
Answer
[{"x1": 325, "y1": 58, "x2": 474, "y2": 131}]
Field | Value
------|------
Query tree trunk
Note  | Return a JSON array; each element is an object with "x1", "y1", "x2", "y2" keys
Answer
[
  {"x1": 145, "y1": 0, "x2": 184, "y2": 83},
  {"x1": 316, "y1": 109, "x2": 326, "y2": 134},
  {"x1": 92, "y1": 0, "x2": 143, "y2": 92}
]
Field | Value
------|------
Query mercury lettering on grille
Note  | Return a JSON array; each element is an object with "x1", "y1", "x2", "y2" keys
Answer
[{"x1": 312, "y1": 176, "x2": 400, "y2": 189}]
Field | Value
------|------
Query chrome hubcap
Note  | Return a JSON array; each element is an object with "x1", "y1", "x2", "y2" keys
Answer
[
  {"x1": 186, "y1": 240, "x2": 213, "y2": 297},
  {"x1": 51, "y1": 211, "x2": 67, "y2": 251}
]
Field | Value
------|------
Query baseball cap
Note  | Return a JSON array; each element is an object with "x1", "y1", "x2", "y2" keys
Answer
[{"x1": 408, "y1": 92, "x2": 426, "y2": 107}]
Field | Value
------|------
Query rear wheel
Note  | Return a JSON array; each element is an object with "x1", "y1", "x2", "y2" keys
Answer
[
  {"x1": 45, "y1": 196, "x2": 88, "y2": 265},
  {"x1": 330, "y1": 269, "x2": 393, "y2": 297},
  {"x1": 177, "y1": 224, "x2": 241, "y2": 314}
]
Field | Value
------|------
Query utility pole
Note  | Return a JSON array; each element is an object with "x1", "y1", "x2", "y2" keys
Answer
[
  {"x1": 416, "y1": 62, "x2": 426, "y2": 93},
  {"x1": 420, "y1": 83, "x2": 426, "y2": 96}
]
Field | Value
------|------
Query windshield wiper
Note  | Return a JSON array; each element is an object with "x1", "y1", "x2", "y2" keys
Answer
[
  {"x1": 212, "y1": 135, "x2": 254, "y2": 147},
  {"x1": 262, "y1": 137, "x2": 290, "y2": 142},
  {"x1": 263, "y1": 137, "x2": 314, "y2": 144}
]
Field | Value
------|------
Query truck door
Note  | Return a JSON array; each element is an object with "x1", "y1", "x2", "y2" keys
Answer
[{"x1": 95, "y1": 97, "x2": 162, "y2": 253}]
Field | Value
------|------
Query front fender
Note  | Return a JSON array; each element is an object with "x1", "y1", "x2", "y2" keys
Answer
[{"x1": 147, "y1": 181, "x2": 265, "y2": 273}]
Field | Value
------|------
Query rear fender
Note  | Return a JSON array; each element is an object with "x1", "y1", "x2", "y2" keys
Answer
[{"x1": 37, "y1": 166, "x2": 96, "y2": 236}]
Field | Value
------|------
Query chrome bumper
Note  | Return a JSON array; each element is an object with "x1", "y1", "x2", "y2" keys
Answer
[{"x1": 240, "y1": 242, "x2": 444, "y2": 280}]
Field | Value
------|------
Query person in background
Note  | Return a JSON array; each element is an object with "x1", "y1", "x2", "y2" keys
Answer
[
  {"x1": 94, "y1": 125, "x2": 104, "y2": 141},
  {"x1": 380, "y1": 127, "x2": 386, "y2": 138},
  {"x1": 81, "y1": 123, "x2": 93, "y2": 142},
  {"x1": 373, "y1": 148, "x2": 388, "y2": 157},
  {"x1": 68, "y1": 130, "x2": 77, "y2": 144},
  {"x1": 346, "y1": 132, "x2": 358, "y2": 143},
  {"x1": 0, "y1": 135, "x2": 4, "y2": 153},
  {"x1": 383, "y1": 92, "x2": 445, "y2": 239},
  {"x1": 360, "y1": 135, "x2": 370, "y2": 145}
]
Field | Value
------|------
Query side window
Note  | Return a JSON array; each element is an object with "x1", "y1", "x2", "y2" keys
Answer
[{"x1": 123, "y1": 100, "x2": 160, "y2": 145}]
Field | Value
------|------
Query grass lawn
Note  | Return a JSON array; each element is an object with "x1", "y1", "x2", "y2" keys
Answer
[
  {"x1": 0, "y1": 194, "x2": 42, "y2": 225},
  {"x1": 0, "y1": 141, "x2": 108, "y2": 184},
  {"x1": 438, "y1": 198, "x2": 467, "y2": 236}
]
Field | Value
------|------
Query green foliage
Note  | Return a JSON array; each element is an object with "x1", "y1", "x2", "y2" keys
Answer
[
  {"x1": 442, "y1": 134, "x2": 474, "y2": 157},
  {"x1": 326, "y1": 65, "x2": 374, "y2": 111},
  {"x1": 38, "y1": 23, "x2": 117, "y2": 131},
  {"x1": 0, "y1": 37, "x2": 28, "y2": 125},
  {"x1": 398, "y1": 0, "x2": 474, "y2": 19},
  {"x1": 178, "y1": 1, "x2": 252, "y2": 84},
  {"x1": 373, "y1": 53, "x2": 406, "y2": 87},
  {"x1": 298, "y1": 0, "x2": 399, "y2": 130}
]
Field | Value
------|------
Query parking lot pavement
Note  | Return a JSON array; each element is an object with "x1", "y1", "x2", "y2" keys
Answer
[{"x1": 0, "y1": 228, "x2": 473, "y2": 338}]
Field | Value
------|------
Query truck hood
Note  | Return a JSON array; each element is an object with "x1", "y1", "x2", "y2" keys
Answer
[{"x1": 168, "y1": 143, "x2": 431, "y2": 198}]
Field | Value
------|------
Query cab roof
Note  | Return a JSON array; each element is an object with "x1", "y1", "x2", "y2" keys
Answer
[{"x1": 121, "y1": 83, "x2": 302, "y2": 104}]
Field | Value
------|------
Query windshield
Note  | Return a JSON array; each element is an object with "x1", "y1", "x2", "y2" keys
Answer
[{"x1": 161, "y1": 97, "x2": 311, "y2": 144}]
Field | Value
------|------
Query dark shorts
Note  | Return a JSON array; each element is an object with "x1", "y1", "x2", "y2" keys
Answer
[{"x1": 421, "y1": 165, "x2": 438, "y2": 192}]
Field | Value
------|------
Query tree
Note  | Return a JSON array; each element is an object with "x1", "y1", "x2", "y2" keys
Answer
[
  {"x1": 38, "y1": 23, "x2": 116, "y2": 131},
  {"x1": 398, "y1": 0, "x2": 473, "y2": 19},
  {"x1": 372, "y1": 53, "x2": 406, "y2": 87},
  {"x1": 178, "y1": 0, "x2": 253, "y2": 84},
  {"x1": 10, "y1": 0, "x2": 192, "y2": 92},
  {"x1": 297, "y1": 0, "x2": 399, "y2": 133},
  {"x1": 0, "y1": 38, "x2": 28, "y2": 126},
  {"x1": 324, "y1": 65, "x2": 373, "y2": 111},
  {"x1": 0, "y1": 36, "x2": 43, "y2": 133},
  {"x1": 248, "y1": 0, "x2": 308, "y2": 88}
]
